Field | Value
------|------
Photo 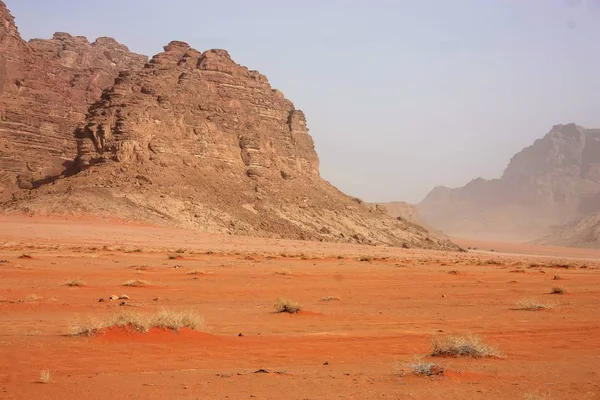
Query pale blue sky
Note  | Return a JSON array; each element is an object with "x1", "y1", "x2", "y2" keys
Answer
[{"x1": 7, "y1": 0, "x2": 600, "y2": 202}]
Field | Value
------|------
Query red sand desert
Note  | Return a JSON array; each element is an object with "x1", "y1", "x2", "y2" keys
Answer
[{"x1": 1, "y1": 215, "x2": 600, "y2": 400}]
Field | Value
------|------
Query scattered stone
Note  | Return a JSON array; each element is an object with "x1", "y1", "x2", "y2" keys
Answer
[
  {"x1": 174, "y1": 264, "x2": 182, "y2": 269},
  {"x1": 109, "y1": 295, "x2": 119, "y2": 301},
  {"x1": 254, "y1": 369, "x2": 269, "y2": 374},
  {"x1": 119, "y1": 294, "x2": 130, "y2": 300},
  {"x1": 323, "y1": 361, "x2": 329, "y2": 366},
  {"x1": 238, "y1": 333, "x2": 244, "y2": 337},
  {"x1": 98, "y1": 298, "x2": 105, "y2": 303},
  {"x1": 153, "y1": 297, "x2": 161, "y2": 302},
  {"x1": 119, "y1": 301, "x2": 126, "y2": 306}
]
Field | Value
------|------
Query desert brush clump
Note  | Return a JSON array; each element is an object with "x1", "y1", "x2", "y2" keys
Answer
[
  {"x1": 550, "y1": 286, "x2": 566, "y2": 294},
  {"x1": 522, "y1": 391, "x2": 553, "y2": 400},
  {"x1": 123, "y1": 279, "x2": 150, "y2": 287},
  {"x1": 399, "y1": 356, "x2": 445, "y2": 377},
  {"x1": 274, "y1": 269, "x2": 292, "y2": 276},
  {"x1": 64, "y1": 278, "x2": 86, "y2": 287},
  {"x1": 430, "y1": 333, "x2": 499, "y2": 358},
  {"x1": 26, "y1": 294, "x2": 42, "y2": 302},
  {"x1": 69, "y1": 309, "x2": 205, "y2": 337},
  {"x1": 516, "y1": 299, "x2": 553, "y2": 311},
  {"x1": 39, "y1": 369, "x2": 51, "y2": 384},
  {"x1": 275, "y1": 297, "x2": 302, "y2": 313}
]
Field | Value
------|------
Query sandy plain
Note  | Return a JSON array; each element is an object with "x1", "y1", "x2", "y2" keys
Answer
[{"x1": 1, "y1": 215, "x2": 599, "y2": 400}]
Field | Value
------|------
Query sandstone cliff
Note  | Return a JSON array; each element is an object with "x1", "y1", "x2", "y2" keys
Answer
[
  {"x1": 0, "y1": 0, "x2": 147, "y2": 199},
  {"x1": 417, "y1": 124, "x2": 600, "y2": 244},
  {"x1": 6, "y1": 39, "x2": 459, "y2": 250}
]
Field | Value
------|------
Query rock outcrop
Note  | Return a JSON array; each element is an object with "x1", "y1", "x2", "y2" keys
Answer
[
  {"x1": 0, "y1": 0, "x2": 147, "y2": 199},
  {"x1": 537, "y1": 212, "x2": 600, "y2": 248},
  {"x1": 5, "y1": 38, "x2": 459, "y2": 250},
  {"x1": 376, "y1": 201, "x2": 445, "y2": 236},
  {"x1": 418, "y1": 124, "x2": 600, "y2": 243}
]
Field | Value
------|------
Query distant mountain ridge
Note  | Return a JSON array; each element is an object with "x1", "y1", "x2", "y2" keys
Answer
[{"x1": 417, "y1": 123, "x2": 600, "y2": 247}]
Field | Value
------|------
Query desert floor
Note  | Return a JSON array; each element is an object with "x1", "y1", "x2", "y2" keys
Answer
[{"x1": 1, "y1": 216, "x2": 599, "y2": 400}]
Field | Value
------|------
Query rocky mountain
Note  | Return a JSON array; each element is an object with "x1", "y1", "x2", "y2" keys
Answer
[
  {"x1": 376, "y1": 201, "x2": 445, "y2": 236},
  {"x1": 0, "y1": 0, "x2": 147, "y2": 200},
  {"x1": 537, "y1": 212, "x2": 600, "y2": 248},
  {"x1": 1, "y1": 14, "x2": 459, "y2": 251},
  {"x1": 418, "y1": 124, "x2": 600, "y2": 244}
]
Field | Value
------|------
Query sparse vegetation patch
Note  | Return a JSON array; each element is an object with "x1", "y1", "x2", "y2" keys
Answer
[
  {"x1": 430, "y1": 333, "x2": 499, "y2": 358},
  {"x1": 39, "y1": 370, "x2": 51, "y2": 384},
  {"x1": 69, "y1": 309, "x2": 205, "y2": 336},
  {"x1": 123, "y1": 280, "x2": 150, "y2": 287},
  {"x1": 275, "y1": 297, "x2": 302, "y2": 313},
  {"x1": 399, "y1": 356, "x2": 445, "y2": 377},
  {"x1": 550, "y1": 287, "x2": 566, "y2": 294},
  {"x1": 65, "y1": 278, "x2": 86, "y2": 287},
  {"x1": 274, "y1": 269, "x2": 292, "y2": 276},
  {"x1": 516, "y1": 299, "x2": 553, "y2": 311},
  {"x1": 26, "y1": 294, "x2": 42, "y2": 302}
]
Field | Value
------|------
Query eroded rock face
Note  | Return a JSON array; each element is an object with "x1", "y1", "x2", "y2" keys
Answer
[
  {"x1": 0, "y1": 1, "x2": 147, "y2": 199},
  {"x1": 7, "y1": 39, "x2": 459, "y2": 250},
  {"x1": 77, "y1": 42, "x2": 319, "y2": 180},
  {"x1": 537, "y1": 212, "x2": 600, "y2": 248},
  {"x1": 418, "y1": 124, "x2": 600, "y2": 242}
]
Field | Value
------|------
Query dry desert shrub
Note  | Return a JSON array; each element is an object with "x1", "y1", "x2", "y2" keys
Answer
[
  {"x1": 552, "y1": 275, "x2": 562, "y2": 280},
  {"x1": 26, "y1": 294, "x2": 42, "y2": 302},
  {"x1": 523, "y1": 391, "x2": 553, "y2": 400},
  {"x1": 123, "y1": 279, "x2": 150, "y2": 287},
  {"x1": 274, "y1": 269, "x2": 292, "y2": 276},
  {"x1": 69, "y1": 309, "x2": 204, "y2": 337},
  {"x1": 516, "y1": 299, "x2": 553, "y2": 311},
  {"x1": 550, "y1": 287, "x2": 566, "y2": 294},
  {"x1": 430, "y1": 333, "x2": 499, "y2": 358},
  {"x1": 398, "y1": 356, "x2": 445, "y2": 377},
  {"x1": 39, "y1": 369, "x2": 51, "y2": 384},
  {"x1": 65, "y1": 278, "x2": 86, "y2": 287},
  {"x1": 275, "y1": 297, "x2": 302, "y2": 313},
  {"x1": 187, "y1": 270, "x2": 208, "y2": 275}
]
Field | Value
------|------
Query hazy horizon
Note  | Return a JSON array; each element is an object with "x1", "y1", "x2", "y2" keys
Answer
[{"x1": 8, "y1": 0, "x2": 600, "y2": 203}]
